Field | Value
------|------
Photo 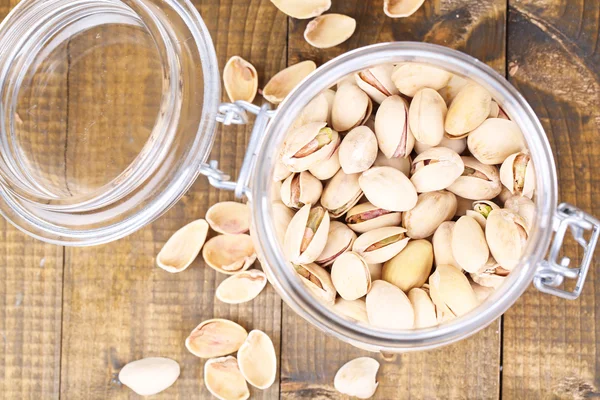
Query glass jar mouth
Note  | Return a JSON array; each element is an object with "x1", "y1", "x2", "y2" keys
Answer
[{"x1": 252, "y1": 42, "x2": 557, "y2": 351}]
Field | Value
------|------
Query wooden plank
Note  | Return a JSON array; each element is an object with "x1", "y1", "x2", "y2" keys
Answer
[
  {"x1": 282, "y1": 1, "x2": 506, "y2": 399},
  {"x1": 502, "y1": 0, "x2": 600, "y2": 398},
  {"x1": 58, "y1": 0, "x2": 286, "y2": 398}
]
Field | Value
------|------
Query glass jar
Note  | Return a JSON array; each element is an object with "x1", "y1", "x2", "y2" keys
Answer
[{"x1": 0, "y1": 1, "x2": 598, "y2": 352}]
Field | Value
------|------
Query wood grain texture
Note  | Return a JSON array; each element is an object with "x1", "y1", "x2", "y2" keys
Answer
[{"x1": 502, "y1": 0, "x2": 600, "y2": 398}]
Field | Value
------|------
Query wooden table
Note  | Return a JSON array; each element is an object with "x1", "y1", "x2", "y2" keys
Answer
[{"x1": 1, "y1": 0, "x2": 599, "y2": 398}]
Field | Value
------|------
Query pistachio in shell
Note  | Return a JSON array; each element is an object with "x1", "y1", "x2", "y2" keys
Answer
[
  {"x1": 185, "y1": 319, "x2": 248, "y2": 358},
  {"x1": 202, "y1": 234, "x2": 257, "y2": 275},
  {"x1": 223, "y1": 56, "x2": 258, "y2": 103},
  {"x1": 273, "y1": 156, "x2": 293, "y2": 182},
  {"x1": 488, "y1": 101, "x2": 500, "y2": 118},
  {"x1": 156, "y1": 219, "x2": 209, "y2": 273},
  {"x1": 414, "y1": 136, "x2": 467, "y2": 155},
  {"x1": 408, "y1": 287, "x2": 437, "y2": 328},
  {"x1": 345, "y1": 201, "x2": 402, "y2": 234},
  {"x1": 499, "y1": 151, "x2": 535, "y2": 199},
  {"x1": 451, "y1": 215, "x2": 489, "y2": 273},
  {"x1": 467, "y1": 119, "x2": 526, "y2": 165},
  {"x1": 446, "y1": 156, "x2": 502, "y2": 200},
  {"x1": 409, "y1": 88, "x2": 448, "y2": 146},
  {"x1": 332, "y1": 83, "x2": 372, "y2": 132},
  {"x1": 402, "y1": 190, "x2": 457, "y2": 239},
  {"x1": 485, "y1": 209, "x2": 529, "y2": 270},
  {"x1": 331, "y1": 251, "x2": 372, "y2": 300},
  {"x1": 438, "y1": 74, "x2": 468, "y2": 105},
  {"x1": 368, "y1": 263, "x2": 383, "y2": 281},
  {"x1": 293, "y1": 262, "x2": 336, "y2": 305},
  {"x1": 308, "y1": 145, "x2": 341, "y2": 180},
  {"x1": 334, "y1": 357, "x2": 380, "y2": 399},
  {"x1": 373, "y1": 151, "x2": 411, "y2": 176},
  {"x1": 290, "y1": 91, "x2": 330, "y2": 130},
  {"x1": 383, "y1": 0, "x2": 425, "y2": 18},
  {"x1": 304, "y1": 13, "x2": 356, "y2": 49},
  {"x1": 270, "y1": 0, "x2": 331, "y2": 19},
  {"x1": 466, "y1": 200, "x2": 500, "y2": 229},
  {"x1": 366, "y1": 280, "x2": 414, "y2": 329},
  {"x1": 470, "y1": 256, "x2": 510, "y2": 289},
  {"x1": 427, "y1": 280, "x2": 456, "y2": 323},
  {"x1": 339, "y1": 126, "x2": 378, "y2": 174},
  {"x1": 119, "y1": 357, "x2": 180, "y2": 396},
  {"x1": 332, "y1": 298, "x2": 369, "y2": 323},
  {"x1": 505, "y1": 195, "x2": 536, "y2": 231},
  {"x1": 445, "y1": 82, "x2": 492, "y2": 137},
  {"x1": 410, "y1": 147, "x2": 464, "y2": 192},
  {"x1": 216, "y1": 270, "x2": 268, "y2": 304},
  {"x1": 316, "y1": 221, "x2": 357, "y2": 266},
  {"x1": 429, "y1": 264, "x2": 478, "y2": 317},
  {"x1": 391, "y1": 63, "x2": 453, "y2": 97},
  {"x1": 359, "y1": 166, "x2": 418, "y2": 212},
  {"x1": 382, "y1": 239, "x2": 433, "y2": 292},
  {"x1": 237, "y1": 330, "x2": 277, "y2": 390},
  {"x1": 470, "y1": 280, "x2": 495, "y2": 303},
  {"x1": 206, "y1": 202, "x2": 251, "y2": 235},
  {"x1": 272, "y1": 180, "x2": 283, "y2": 202},
  {"x1": 355, "y1": 64, "x2": 399, "y2": 104},
  {"x1": 204, "y1": 356, "x2": 250, "y2": 400},
  {"x1": 284, "y1": 204, "x2": 330, "y2": 264},
  {"x1": 282, "y1": 122, "x2": 340, "y2": 172},
  {"x1": 374, "y1": 95, "x2": 414, "y2": 158},
  {"x1": 272, "y1": 201, "x2": 294, "y2": 244},
  {"x1": 322, "y1": 88, "x2": 336, "y2": 126},
  {"x1": 321, "y1": 168, "x2": 363, "y2": 218},
  {"x1": 432, "y1": 221, "x2": 460, "y2": 269},
  {"x1": 263, "y1": 60, "x2": 317, "y2": 104},
  {"x1": 352, "y1": 226, "x2": 409, "y2": 264},
  {"x1": 280, "y1": 171, "x2": 323, "y2": 209}
]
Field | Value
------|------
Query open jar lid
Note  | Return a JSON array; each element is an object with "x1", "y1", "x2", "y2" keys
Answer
[{"x1": 0, "y1": 0, "x2": 220, "y2": 245}]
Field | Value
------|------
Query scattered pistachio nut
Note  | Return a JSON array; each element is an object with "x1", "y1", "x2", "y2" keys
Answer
[
  {"x1": 263, "y1": 60, "x2": 317, "y2": 104},
  {"x1": 382, "y1": 239, "x2": 433, "y2": 292},
  {"x1": 445, "y1": 83, "x2": 492, "y2": 137},
  {"x1": 293, "y1": 262, "x2": 336, "y2": 305},
  {"x1": 452, "y1": 215, "x2": 489, "y2": 273},
  {"x1": 409, "y1": 88, "x2": 448, "y2": 146},
  {"x1": 410, "y1": 147, "x2": 464, "y2": 192},
  {"x1": 432, "y1": 221, "x2": 460, "y2": 269},
  {"x1": 321, "y1": 169, "x2": 363, "y2": 218},
  {"x1": 206, "y1": 202, "x2": 251, "y2": 234},
  {"x1": 353, "y1": 226, "x2": 410, "y2": 264},
  {"x1": 332, "y1": 298, "x2": 369, "y2": 323},
  {"x1": 237, "y1": 330, "x2": 277, "y2": 390},
  {"x1": 282, "y1": 122, "x2": 340, "y2": 172},
  {"x1": 202, "y1": 234, "x2": 257, "y2": 275},
  {"x1": 467, "y1": 119, "x2": 526, "y2": 164},
  {"x1": 280, "y1": 171, "x2": 323, "y2": 209},
  {"x1": 360, "y1": 166, "x2": 418, "y2": 212},
  {"x1": 270, "y1": 0, "x2": 331, "y2": 19},
  {"x1": 429, "y1": 264, "x2": 478, "y2": 316},
  {"x1": 383, "y1": 0, "x2": 426, "y2": 18},
  {"x1": 402, "y1": 191, "x2": 457, "y2": 239},
  {"x1": 316, "y1": 221, "x2": 357, "y2": 266},
  {"x1": 334, "y1": 357, "x2": 380, "y2": 399},
  {"x1": 446, "y1": 156, "x2": 502, "y2": 200},
  {"x1": 366, "y1": 280, "x2": 414, "y2": 329},
  {"x1": 375, "y1": 95, "x2": 414, "y2": 158},
  {"x1": 345, "y1": 201, "x2": 402, "y2": 234},
  {"x1": 354, "y1": 64, "x2": 398, "y2": 104},
  {"x1": 486, "y1": 209, "x2": 529, "y2": 270},
  {"x1": 223, "y1": 56, "x2": 258, "y2": 103},
  {"x1": 499, "y1": 151, "x2": 535, "y2": 198},
  {"x1": 284, "y1": 204, "x2": 330, "y2": 264},
  {"x1": 308, "y1": 146, "x2": 341, "y2": 180},
  {"x1": 185, "y1": 319, "x2": 248, "y2": 358},
  {"x1": 215, "y1": 269, "x2": 268, "y2": 304},
  {"x1": 408, "y1": 287, "x2": 437, "y2": 328},
  {"x1": 339, "y1": 126, "x2": 379, "y2": 173},
  {"x1": 331, "y1": 251, "x2": 372, "y2": 300},
  {"x1": 332, "y1": 83, "x2": 372, "y2": 132},
  {"x1": 119, "y1": 357, "x2": 180, "y2": 396},
  {"x1": 304, "y1": 13, "x2": 357, "y2": 49},
  {"x1": 156, "y1": 219, "x2": 209, "y2": 273},
  {"x1": 391, "y1": 63, "x2": 453, "y2": 97},
  {"x1": 204, "y1": 356, "x2": 250, "y2": 400},
  {"x1": 373, "y1": 151, "x2": 411, "y2": 176}
]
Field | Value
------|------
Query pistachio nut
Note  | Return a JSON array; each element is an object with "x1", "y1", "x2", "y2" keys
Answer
[
  {"x1": 156, "y1": 219, "x2": 209, "y2": 273},
  {"x1": 290, "y1": 91, "x2": 330, "y2": 130},
  {"x1": 206, "y1": 202, "x2": 251, "y2": 235},
  {"x1": 438, "y1": 74, "x2": 468, "y2": 105},
  {"x1": 185, "y1": 319, "x2": 248, "y2": 358},
  {"x1": 272, "y1": 180, "x2": 283, "y2": 202},
  {"x1": 373, "y1": 151, "x2": 411, "y2": 176},
  {"x1": 345, "y1": 201, "x2": 402, "y2": 234},
  {"x1": 445, "y1": 83, "x2": 492, "y2": 137},
  {"x1": 451, "y1": 215, "x2": 489, "y2": 273},
  {"x1": 119, "y1": 357, "x2": 180, "y2": 396},
  {"x1": 304, "y1": 13, "x2": 357, "y2": 49},
  {"x1": 204, "y1": 356, "x2": 250, "y2": 400},
  {"x1": 499, "y1": 151, "x2": 535, "y2": 199},
  {"x1": 408, "y1": 287, "x2": 437, "y2": 328},
  {"x1": 414, "y1": 136, "x2": 467, "y2": 155},
  {"x1": 352, "y1": 226, "x2": 410, "y2": 264},
  {"x1": 368, "y1": 263, "x2": 383, "y2": 281},
  {"x1": 270, "y1": 0, "x2": 331, "y2": 19},
  {"x1": 359, "y1": 166, "x2": 418, "y2": 212},
  {"x1": 339, "y1": 126, "x2": 378, "y2": 174},
  {"x1": 354, "y1": 64, "x2": 398, "y2": 104},
  {"x1": 337, "y1": 73, "x2": 357, "y2": 88},
  {"x1": 446, "y1": 156, "x2": 502, "y2": 200},
  {"x1": 282, "y1": 122, "x2": 340, "y2": 172},
  {"x1": 280, "y1": 171, "x2": 323, "y2": 209},
  {"x1": 432, "y1": 221, "x2": 460, "y2": 269},
  {"x1": 427, "y1": 280, "x2": 456, "y2": 323},
  {"x1": 237, "y1": 330, "x2": 277, "y2": 390},
  {"x1": 202, "y1": 234, "x2": 257, "y2": 275},
  {"x1": 334, "y1": 357, "x2": 380, "y2": 399},
  {"x1": 332, "y1": 298, "x2": 369, "y2": 323},
  {"x1": 391, "y1": 63, "x2": 453, "y2": 97},
  {"x1": 308, "y1": 146, "x2": 341, "y2": 180},
  {"x1": 470, "y1": 281, "x2": 495, "y2": 303},
  {"x1": 293, "y1": 262, "x2": 336, "y2": 305},
  {"x1": 223, "y1": 56, "x2": 258, "y2": 103},
  {"x1": 332, "y1": 83, "x2": 372, "y2": 132},
  {"x1": 409, "y1": 88, "x2": 448, "y2": 146},
  {"x1": 429, "y1": 264, "x2": 478, "y2": 317},
  {"x1": 383, "y1": 0, "x2": 425, "y2": 18},
  {"x1": 273, "y1": 156, "x2": 293, "y2": 182},
  {"x1": 402, "y1": 191, "x2": 457, "y2": 239},
  {"x1": 263, "y1": 60, "x2": 317, "y2": 104},
  {"x1": 466, "y1": 200, "x2": 500, "y2": 229},
  {"x1": 284, "y1": 204, "x2": 330, "y2": 264},
  {"x1": 215, "y1": 269, "x2": 268, "y2": 304},
  {"x1": 470, "y1": 257, "x2": 510, "y2": 289},
  {"x1": 322, "y1": 88, "x2": 336, "y2": 126},
  {"x1": 316, "y1": 221, "x2": 357, "y2": 266},
  {"x1": 382, "y1": 239, "x2": 433, "y2": 292},
  {"x1": 366, "y1": 280, "x2": 415, "y2": 329},
  {"x1": 272, "y1": 201, "x2": 294, "y2": 244},
  {"x1": 454, "y1": 195, "x2": 472, "y2": 218},
  {"x1": 467, "y1": 119, "x2": 526, "y2": 165},
  {"x1": 331, "y1": 251, "x2": 372, "y2": 300},
  {"x1": 505, "y1": 195, "x2": 535, "y2": 231},
  {"x1": 410, "y1": 147, "x2": 464, "y2": 192},
  {"x1": 488, "y1": 101, "x2": 500, "y2": 118},
  {"x1": 321, "y1": 169, "x2": 363, "y2": 217},
  {"x1": 486, "y1": 209, "x2": 529, "y2": 270},
  {"x1": 374, "y1": 95, "x2": 414, "y2": 158}
]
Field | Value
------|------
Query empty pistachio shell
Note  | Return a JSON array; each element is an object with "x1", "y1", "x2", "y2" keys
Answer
[
  {"x1": 204, "y1": 356, "x2": 250, "y2": 400},
  {"x1": 119, "y1": 357, "x2": 180, "y2": 396},
  {"x1": 368, "y1": 263, "x2": 383, "y2": 281},
  {"x1": 432, "y1": 221, "x2": 460, "y2": 269},
  {"x1": 290, "y1": 92, "x2": 330, "y2": 130},
  {"x1": 359, "y1": 166, "x2": 418, "y2": 212},
  {"x1": 282, "y1": 122, "x2": 340, "y2": 172},
  {"x1": 237, "y1": 330, "x2": 277, "y2": 390},
  {"x1": 454, "y1": 195, "x2": 472, "y2": 218},
  {"x1": 353, "y1": 226, "x2": 409, "y2": 264},
  {"x1": 156, "y1": 219, "x2": 209, "y2": 273},
  {"x1": 334, "y1": 357, "x2": 380, "y2": 399},
  {"x1": 451, "y1": 215, "x2": 489, "y2": 273},
  {"x1": 486, "y1": 209, "x2": 529, "y2": 270},
  {"x1": 391, "y1": 63, "x2": 453, "y2": 97},
  {"x1": 466, "y1": 200, "x2": 500, "y2": 229},
  {"x1": 373, "y1": 151, "x2": 411, "y2": 176},
  {"x1": 438, "y1": 74, "x2": 468, "y2": 105},
  {"x1": 202, "y1": 234, "x2": 257, "y2": 275},
  {"x1": 263, "y1": 60, "x2": 317, "y2": 104},
  {"x1": 408, "y1": 288, "x2": 437, "y2": 328},
  {"x1": 339, "y1": 126, "x2": 378, "y2": 174},
  {"x1": 366, "y1": 280, "x2": 414, "y2": 329},
  {"x1": 446, "y1": 156, "x2": 502, "y2": 200},
  {"x1": 273, "y1": 157, "x2": 293, "y2": 181},
  {"x1": 429, "y1": 265, "x2": 478, "y2": 316},
  {"x1": 321, "y1": 169, "x2": 363, "y2": 218},
  {"x1": 427, "y1": 280, "x2": 456, "y2": 323},
  {"x1": 382, "y1": 239, "x2": 433, "y2": 292},
  {"x1": 383, "y1": 0, "x2": 425, "y2": 17},
  {"x1": 470, "y1": 280, "x2": 495, "y2": 303},
  {"x1": 270, "y1": 0, "x2": 331, "y2": 19},
  {"x1": 206, "y1": 202, "x2": 251, "y2": 234},
  {"x1": 374, "y1": 95, "x2": 415, "y2": 158},
  {"x1": 409, "y1": 88, "x2": 448, "y2": 146},
  {"x1": 410, "y1": 147, "x2": 464, "y2": 192},
  {"x1": 304, "y1": 13, "x2": 357, "y2": 49},
  {"x1": 332, "y1": 298, "x2": 369, "y2": 323},
  {"x1": 355, "y1": 64, "x2": 399, "y2": 104},
  {"x1": 284, "y1": 204, "x2": 330, "y2": 264},
  {"x1": 186, "y1": 319, "x2": 248, "y2": 358},
  {"x1": 280, "y1": 171, "x2": 323, "y2": 209},
  {"x1": 499, "y1": 151, "x2": 535, "y2": 198},
  {"x1": 345, "y1": 202, "x2": 402, "y2": 233},
  {"x1": 216, "y1": 270, "x2": 268, "y2": 304},
  {"x1": 272, "y1": 202, "x2": 294, "y2": 244},
  {"x1": 308, "y1": 146, "x2": 341, "y2": 180},
  {"x1": 488, "y1": 101, "x2": 500, "y2": 118},
  {"x1": 414, "y1": 136, "x2": 467, "y2": 155},
  {"x1": 223, "y1": 56, "x2": 258, "y2": 103},
  {"x1": 293, "y1": 262, "x2": 336, "y2": 305},
  {"x1": 402, "y1": 191, "x2": 457, "y2": 239},
  {"x1": 505, "y1": 195, "x2": 535, "y2": 231},
  {"x1": 331, "y1": 251, "x2": 372, "y2": 300},
  {"x1": 332, "y1": 83, "x2": 372, "y2": 132},
  {"x1": 467, "y1": 119, "x2": 526, "y2": 165},
  {"x1": 316, "y1": 221, "x2": 357, "y2": 266},
  {"x1": 445, "y1": 83, "x2": 492, "y2": 137}
]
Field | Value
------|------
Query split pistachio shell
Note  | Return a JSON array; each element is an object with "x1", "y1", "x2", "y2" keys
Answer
[
  {"x1": 304, "y1": 14, "x2": 356, "y2": 49},
  {"x1": 470, "y1": 259, "x2": 510, "y2": 289},
  {"x1": 366, "y1": 280, "x2": 414, "y2": 329},
  {"x1": 273, "y1": 157, "x2": 293, "y2": 181},
  {"x1": 466, "y1": 200, "x2": 500, "y2": 229},
  {"x1": 284, "y1": 204, "x2": 330, "y2": 264},
  {"x1": 374, "y1": 95, "x2": 414, "y2": 158},
  {"x1": 488, "y1": 101, "x2": 500, "y2": 118},
  {"x1": 345, "y1": 202, "x2": 402, "y2": 233},
  {"x1": 445, "y1": 83, "x2": 492, "y2": 137},
  {"x1": 280, "y1": 171, "x2": 323, "y2": 209},
  {"x1": 383, "y1": 0, "x2": 425, "y2": 18},
  {"x1": 438, "y1": 74, "x2": 468, "y2": 105},
  {"x1": 334, "y1": 357, "x2": 380, "y2": 399},
  {"x1": 373, "y1": 151, "x2": 411, "y2": 176},
  {"x1": 354, "y1": 64, "x2": 399, "y2": 104},
  {"x1": 185, "y1": 319, "x2": 248, "y2": 358},
  {"x1": 429, "y1": 264, "x2": 478, "y2": 316},
  {"x1": 505, "y1": 195, "x2": 535, "y2": 231},
  {"x1": 308, "y1": 146, "x2": 341, "y2": 180},
  {"x1": 290, "y1": 92, "x2": 330, "y2": 130},
  {"x1": 223, "y1": 56, "x2": 258, "y2": 103},
  {"x1": 156, "y1": 219, "x2": 209, "y2": 273},
  {"x1": 359, "y1": 166, "x2": 418, "y2": 212},
  {"x1": 451, "y1": 215, "x2": 489, "y2": 273},
  {"x1": 471, "y1": 281, "x2": 495, "y2": 303},
  {"x1": 119, "y1": 357, "x2": 180, "y2": 396},
  {"x1": 414, "y1": 136, "x2": 467, "y2": 155},
  {"x1": 263, "y1": 60, "x2": 317, "y2": 104},
  {"x1": 454, "y1": 195, "x2": 472, "y2": 218},
  {"x1": 391, "y1": 63, "x2": 453, "y2": 97},
  {"x1": 216, "y1": 270, "x2": 268, "y2": 304},
  {"x1": 316, "y1": 221, "x2": 357, "y2": 266},
  {"x1": 332, "y1": 298, "x2": 369, "y2": 323},
  {"x1": 202, "y1": 234, "x2": 257, "y2": 275},
  {"x1": 428, "y1": 280, "x2": 456, "y2": 323},
  {"x1": 206, "y1": 202, "x2": 251, "y2": 234},
  {"x1": 321, "y1": 169, "x2": 363, "y2": 218},
  {"x1": 446, "y1": 156, "x2": 502, "y2": 200},
  {"x1": 270, "y1": 0, "x2": 331, "y2": 19},
  {"x1": 486, "y1": 209, "x2": 529, "y2": 270},
  {"x1": 237, "y1": 330, "x2": 277, "y2": 390},
  {"x1": 282, "y1": 122, "x2": 340, "y2": 172},
  {"x1": 331, "y1": 251, "x2": 372, "y2": 300},
  {"x1": 272, "y1": 202, "x2": 294, "y2": 244},
  {"x1": 204, "y1": 356, "x2": 250, "y2": 400},
  {"x1": 410, "y1": 147, "x2": 464, "y2": 192},
  {"x1": 402, "y1": 191, "x2": 457, "y2": 239},
  {"x1": 293, "y1": 262, "x2": 336, "y2": 305},
  {"x1": 432, "y1": 221, "x2": 460, "y2": 269},
  {"x1": 332, "y1": 83, "x2": 372, "y2": 132},
  {"x1": 467, "y1": 119, "x2": 526, "y2": 165},
  {"x1": 339, "y1": 126, "x2": 378, "y2": 173},
  {"x1": 409, "y1": 88, "x2": 448, "y2": 146},
  {"x1": 382, "y1": 239, "x2": 433, "y2": 292},
  {"x1": 368, "y1": 263, "x2": 383, "y2": 281},
  {"x1": 499, "y1": 151, "x2": 535, "y2": 198},
  {"x1": 352, "y1": 226, "x2": 409, "y2": 264},
  {"x1": 408, "y1": 288, "x2": 437, "y2": 328}
]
